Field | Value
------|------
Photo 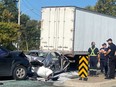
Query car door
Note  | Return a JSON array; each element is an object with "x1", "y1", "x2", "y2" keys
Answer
[
  {"x1": 0, "y1": 47, "x2": 13, "y2": 76},
  {"x1": 50, "y1": 52, "x2": 61, "y2": 71}
]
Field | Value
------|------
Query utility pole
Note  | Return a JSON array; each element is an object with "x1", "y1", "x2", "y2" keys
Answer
[
  {"x1": 18, "y1": 0, "x2": 20, "y2": 25},
  {"x1": 18, "y1": 0, "x2": 21, "y2": 50}
]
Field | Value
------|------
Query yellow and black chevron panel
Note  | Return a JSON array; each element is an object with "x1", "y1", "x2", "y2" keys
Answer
[{"x1": 78, "y1": 56, "x2": 88, "y2": 78}]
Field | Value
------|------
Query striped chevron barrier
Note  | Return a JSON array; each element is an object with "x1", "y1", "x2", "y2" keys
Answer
[{"x1": 78, "y1": 55, "x2": 88, "y2": 81}]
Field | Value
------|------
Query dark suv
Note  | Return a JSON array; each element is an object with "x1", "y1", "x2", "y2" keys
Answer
[{"x1": 0, "y1": 46, "x2": 30, "y2": 80}]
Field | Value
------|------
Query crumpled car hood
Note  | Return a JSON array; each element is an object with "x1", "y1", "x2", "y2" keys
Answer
[{"x1": 26, "y1": 55, "x2": 44, "y2": 62}]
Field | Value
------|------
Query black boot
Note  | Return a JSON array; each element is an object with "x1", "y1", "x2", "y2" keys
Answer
[{"x1": 89, "y1": 70, "x2": 93, "y2": 76}]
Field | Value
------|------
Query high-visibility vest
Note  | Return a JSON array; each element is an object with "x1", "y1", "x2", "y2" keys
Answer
[{"x1": 90, "y1": 48, "x2": 97, "y2": 56}]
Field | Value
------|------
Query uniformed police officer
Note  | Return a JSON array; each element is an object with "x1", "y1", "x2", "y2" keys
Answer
[
  {"x1": 105, "y1": 38, "x2": 116, "y2": 79},
  {"x1": 88, "y1": 42, "x2": 99, "y2": 76},
  {"x1": 99, "y1": 43, "x2": 108, "y2": 76}
]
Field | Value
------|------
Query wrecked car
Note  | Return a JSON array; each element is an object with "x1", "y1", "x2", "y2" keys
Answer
[
  {"x1": 0, "y1": 46, "x2": 30, "y2": 80},
  {"x1": 27, "y1": 50, "x2": 42, "y2": 57},
  {"x1": 29, "y1": 60, "x2": 66, "y2": 81},
  {"x1": 26, "y1": 51, "x2": 70, "y2": 72},
  {"x1": 26, "y1": 51, "x2": 70, "y2": 81},
  {"x1": 30, "y1": 60, "x2": 56, "y2": 81}
]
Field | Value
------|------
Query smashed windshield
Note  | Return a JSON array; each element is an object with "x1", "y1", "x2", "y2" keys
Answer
[{"x1": 38, "y1": 52, "x2": 48, "y2": 58}]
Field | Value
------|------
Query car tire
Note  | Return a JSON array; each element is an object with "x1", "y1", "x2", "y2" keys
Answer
[{"x1": 13, "y1": 65, "x2": 27, "y2": 80}]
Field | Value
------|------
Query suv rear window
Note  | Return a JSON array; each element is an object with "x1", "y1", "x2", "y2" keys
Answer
[{"x1": 0, "y1": 48, "x2": 8, "y2": 57}]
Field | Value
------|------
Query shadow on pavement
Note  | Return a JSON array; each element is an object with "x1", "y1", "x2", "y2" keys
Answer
[{"x1": 0, "y1": 76, "x2": 13, "y2": 81}]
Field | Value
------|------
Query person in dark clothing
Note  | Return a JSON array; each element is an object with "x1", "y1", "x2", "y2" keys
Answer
[
  {"x1": 88, "y1": 42, "x2": 99, "y2": 76},
  {"x1": 99, "y1": 43, "x2": 108, "y2": 76},
  {"x1": 105, "y1": 38, "x2": 116, "y2": 79}
]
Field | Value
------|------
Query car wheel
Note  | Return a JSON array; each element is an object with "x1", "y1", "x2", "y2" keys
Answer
[{"x1": 13, "y1": 65, "x2": 27, "y2": 80}]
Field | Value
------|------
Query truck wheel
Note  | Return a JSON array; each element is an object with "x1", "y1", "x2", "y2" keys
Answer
[{"x1": 13, "y1": 65, "x2": 27, "y2": 80}]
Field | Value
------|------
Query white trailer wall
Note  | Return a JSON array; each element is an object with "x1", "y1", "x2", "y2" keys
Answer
[
  {"x1": 74, "y1": 9, "x2": 116, "y2": 54},
  {"x1": 40, "y1": 6, "x2": 116, "y2": 55},
  {"x1": 40, "y1": 7, "x2": 75, "y2": 52}
]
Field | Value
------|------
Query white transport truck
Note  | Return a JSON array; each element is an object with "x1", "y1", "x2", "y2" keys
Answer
[{"x1": 40, "y1": 6, "x2": 116, "y2": 58}]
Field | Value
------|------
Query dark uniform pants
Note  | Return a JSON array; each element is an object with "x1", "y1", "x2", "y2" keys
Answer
[
  {"x1": 108, "y1": 56, "x2": 116, "y2": 78},
  {"x1": 100, "y1": 59, "x2": 108, "y2": 75},
  {"x1": 89, "y1": 56, "x2": 98, "y2": 75}
]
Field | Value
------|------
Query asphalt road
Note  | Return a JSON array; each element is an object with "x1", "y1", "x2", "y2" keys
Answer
[
  {"x1": 0, "y1": 76, "x2": 54, "y2": 87},
  {"x1": 0, "y1": 80, "x2": 54, "y2": 87},
  {"x1": 1, "y1": 73, "x2": 116, "y2": 87},
  {"x1": 0, "y1": 71, "x2": 78, "y2": 87},
  {"x1": 0, "y1": 63, "x2": 78, "y2": 87}
]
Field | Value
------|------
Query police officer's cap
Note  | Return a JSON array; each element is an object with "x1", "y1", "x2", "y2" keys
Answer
[{"x1": 107, "y1": 38, "x2": 112, "y2": 42}]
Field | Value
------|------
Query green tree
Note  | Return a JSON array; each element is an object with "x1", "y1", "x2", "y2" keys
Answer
[
  {"x1": 19, "y1": 14, "x2": 30, "y2": 51},
  {"x1": 0, "y1": 22, "x2": 20, "y2": 50},
  {"x1": 0, "y1": 2, "x2": 4, "y2": 21},
  {"x1": 85, "y1": 6, "x2": 95, "y2": 11},
  {"x1": 20, "y1": 14, "x2": 30, "y2": 26},
  {"x1": 25, "y1": 20, "x2": 40, "y2": 50},
  {"x1": 95, "y1": 0, "x2": 116, "y2": 16},
  {"x1": 0, "y1": 0, "x2": 41, "y2": 51},
  {"x1": 2, "y1": 9, "x2": 14, "y2": 22},
  {"x1": 1, "y1": 0, "x2": 18, "y2": 22},
  {"x1": 19, "y1": 19, "x2": 40, "y2": 51}
]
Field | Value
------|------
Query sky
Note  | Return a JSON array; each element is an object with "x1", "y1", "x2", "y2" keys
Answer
[{"x1": 20, "y1": 0, "x2": 97, "y2": 20}]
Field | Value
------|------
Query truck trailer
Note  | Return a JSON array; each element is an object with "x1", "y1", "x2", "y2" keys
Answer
[{"x1": 40, "y1": 6, "x2": 116, "y2": 57}]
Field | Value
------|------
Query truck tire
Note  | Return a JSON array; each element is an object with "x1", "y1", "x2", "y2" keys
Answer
[{"x1": 13, "y1": 65, "x2": 27, "y2": 80}]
